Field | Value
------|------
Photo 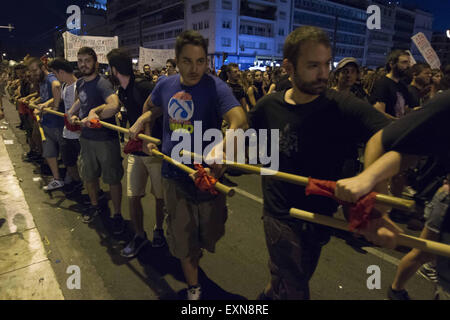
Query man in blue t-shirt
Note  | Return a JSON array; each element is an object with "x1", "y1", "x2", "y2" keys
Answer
[
  {"x1": 28, "y1": 57, "x2": 65, "y2": 192},
  {"x1": 67, "y1": 47, "x2": 124, "y2": 232},
  {"x1": 130, "y1": 30, "x2": 247, "y2": 300}
]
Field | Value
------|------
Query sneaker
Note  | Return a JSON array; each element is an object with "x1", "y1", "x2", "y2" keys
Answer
[
  {"x1": 387, "y1": 286, "x2": 410, "y2": 300},
  {"x1": 120, "y1": 233, "x2": 149, "y2": 258},
  {"x1": 23, "y1": 152, "x2": 41, "y2": 162},
  {"x1": 187, "y1": 285, "x2": 202, "y2": 300},
  {"x1": 64, "y1": 174, "x2": 73, "y2": 185},
  {"x1": 418, "y1": 263, "x2": 438, "y2": 283},
  {"x1": 402, "y1": 186, "x2": 417, "y2": 198},
  {"x1": 78, "y1": 190, "x2": 106, "y2": 206},
  {"x1": 111, "y1": 214, "x2": 125, "y2": 235},
  {"x1": 64, "y1": 180, "x2": 83, "y2": 195},
  {"x1": 82, "y1": 205, "x2": 100, "y2": 223},
  {"x1": 43, "y1": 179, "x2": 64, "y2": 191},
  {"x1": 152, "y1": 228, "x2": 166, "y2": 248}
]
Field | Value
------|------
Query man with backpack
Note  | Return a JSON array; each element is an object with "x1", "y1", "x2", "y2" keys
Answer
[{"x1": 107, "y1": 49, "x2": 166, "y2": 257}]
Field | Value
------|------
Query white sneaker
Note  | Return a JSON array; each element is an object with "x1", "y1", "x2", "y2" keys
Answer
[
  {"x1": 187, "y1": 285, "x2": 202, "y2": 300},
  {"x1": 43, "y1": 179, "x2": 64, "y2": 191}
]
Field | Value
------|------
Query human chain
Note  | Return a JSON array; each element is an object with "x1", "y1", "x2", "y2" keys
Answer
[{"x1": 1, "y1": 26, "x2": 450, "y2": 302}]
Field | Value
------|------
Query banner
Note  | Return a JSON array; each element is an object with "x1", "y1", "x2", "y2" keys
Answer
[
  {"x1": 138, "y1": 47, "x2": 175, "y2": 72},
  {"x1": 63, "y1": 32, "x2": 118, "y2": 64},
  {"x1": 411, "y1": 32, "x2": 441, "y2": 69}
]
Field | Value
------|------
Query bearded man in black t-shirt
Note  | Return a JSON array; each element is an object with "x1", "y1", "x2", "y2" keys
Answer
[
  {"x1": 249, "y1": 25, "x2": 395, "y2": 300},
  {"x1": 370, "y1": 50, "x2": 413, "y2": 120},
  {"x1": 226, "y1": 63, "x2": 248, "y2": 112}
]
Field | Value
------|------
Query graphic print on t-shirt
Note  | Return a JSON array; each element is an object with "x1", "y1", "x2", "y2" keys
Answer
[
  {"x1": 279, "y1": 123, "x2": 299, "y2": 157},
  {"x1": 394, "y1": 91, "x2": 406, "y2": 117},
  {"x1": 168, "y1": 91, "x2": 195, "y2": 133},
  {"x1": 78, "y1": 89, "x2": 87, "y2": 106}
]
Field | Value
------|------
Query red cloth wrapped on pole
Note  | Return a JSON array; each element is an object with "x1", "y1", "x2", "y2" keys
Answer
[
  {"x1": 124, "y1": 139, "x2": 143, "y2": 154},
  {"x1": 305, "y1": 178, "x2": 379, "y2": 231},
  {"x1": 64, "y1": 114, "x2": 81, "y2": 131},
  {"x1": 18, "y1": 102, "x2": 28, "y2": 115},
  {"x1": 194, "y1": 164, "x2": 219, "y2": 195},
  {"x1": 89, "y1": 118, "x2": 102, "y2": 128}
]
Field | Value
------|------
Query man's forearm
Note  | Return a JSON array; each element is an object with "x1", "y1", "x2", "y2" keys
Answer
[
  {"x1": 68, "y1": 100, "x2": 81, "y2": 117},
  {"x1": 23, "y1": 92, "x2": 38, "y2": 101},
  {"x1": 97, "y1": 103, "x2": 119, "y2": 119}
]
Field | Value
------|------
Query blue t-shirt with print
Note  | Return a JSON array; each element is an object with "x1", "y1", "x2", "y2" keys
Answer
[
  {"x1": 151, "y1": 73, "x2": 239, "y2": 181},
  {"x1": 76, "y1": 74, "x2": 117, "y2": 141},
  {"x1": 40, "y1": 73, "x2": 64, "y2": 128}
]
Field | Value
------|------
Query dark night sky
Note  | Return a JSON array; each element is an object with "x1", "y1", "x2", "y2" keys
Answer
[
  {"x1": 1, "y1": 0, "x2": 449, "y2": 61},
  {"x1": 0, "y1": 0, "x2": 90, "y2": 59}
]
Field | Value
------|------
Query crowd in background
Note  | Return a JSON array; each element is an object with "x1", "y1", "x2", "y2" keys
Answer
[{"x1": 0, "y1": 33, "x2": 450, "y2": 301}]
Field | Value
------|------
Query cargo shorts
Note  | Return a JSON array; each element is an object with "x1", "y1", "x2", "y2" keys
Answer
[
  {"x1": 162, "y1": 178, "x2": 228, "y2": 259},
  {"x1": 79, "y1": 137, "x2": 124, "y2": 185}
]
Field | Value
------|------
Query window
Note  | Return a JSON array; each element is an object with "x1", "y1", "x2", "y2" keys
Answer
[
  {"x1": 193, "y1": 23, "x2": 198, "y2": 30},
  {"x1": 222, "y1": 0, "x2": 232, "y2": 10},
  {"x1": 279, "y1": 11, "x2": 286, "y2": 20},
  {"x1": 192, "y1": 1, "x2": 209, "y2": 14},
  {"x1": 259, "y1": 43, "x2": 267, "y2": 49},
  {"x1": 278, "y1": 43, "x2": 283, "y2": 54},
  {"x1": 221, "y1": 37, "x2": 231, "y2": 47},
  {"x1": 204, "y1": 20, "x2": 209, "y2": 29},
  {"x1": 222, "y1": 19, "x2": 231, "y2": 29},
  {"x1": 199, "y1": 21, "x2": 204, "y2": 30},
  {"x1": 278, "y1": 28, "x2": 284, "y2": 36}
]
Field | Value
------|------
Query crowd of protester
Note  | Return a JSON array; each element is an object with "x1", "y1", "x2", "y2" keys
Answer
[{"x1": 0, "y1": 25, "x2": 450, "y2": 301}]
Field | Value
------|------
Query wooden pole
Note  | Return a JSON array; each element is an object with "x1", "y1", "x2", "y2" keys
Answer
[
  {"x1": 289, "y1": 207, "x2": 450, "y2": 258},
  {"x1": 28, "y1": 103, "x2": 161, "y2": 145},
  {"x1": 152, "y1": 150, "x2": 235, "y2": 197},
  {"x1": 180, "y1": 150, "x2": 415, "y2": 212}
]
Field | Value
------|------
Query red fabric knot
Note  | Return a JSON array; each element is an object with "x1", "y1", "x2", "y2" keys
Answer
[
  {"x1": 18, "y1": 102, "x2": 27, "y2": 115},
  {"x1": 305, "y1": 178, "x2": 379, "y2": 231},
  {"x1": 124, "y1": 138, "x2": 143, "y2": 154},
  {"x1": 194, "y1": 164, "x2": 219, "y2": 195},
  {"x1": 64, "y1": 114, "x2": 81, "y2": 131},
  {"x1": 89, "y1": 118, "x2": 102, "y2": 128}
]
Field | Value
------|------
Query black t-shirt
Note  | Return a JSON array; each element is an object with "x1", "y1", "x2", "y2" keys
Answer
[
  {"x1": 408, "y1": 85, "x2": 421, "y2": 109},
  {"x1": 118, "y1": 76, "x2": 162, "y2": 155},
  {"x1": 370, "y1": 76, "x2": 412, "y2": 117},
  {"x1": 253, "y1": 82, "x2": 264, "y2": 102},
  {"x1": 227, "y1": 81, "x2": 245, "y2": 102},
  {"x1": 382, "y1": 89, "x2": 450, "y2": 157},
  {"x1": 275, "y1": 75, "x2": 292, "y2": 92},
  {"x1": 20, "y1": 80, "x2": 31, "y2": 97},
  {"x1": 249, "y1": 89, "x2": 391, "y2": 218}
]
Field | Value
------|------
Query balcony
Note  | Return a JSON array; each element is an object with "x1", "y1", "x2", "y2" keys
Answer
[{"x1": 240, "y1": 0, "x2": 276, "y2": 21}]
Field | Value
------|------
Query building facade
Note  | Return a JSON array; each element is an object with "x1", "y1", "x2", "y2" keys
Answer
[
  {"x1": 431, "y1": 31, "x2": 450, "y2": 67},
  {"x1": 105, "y1": 0, "x2": 436, "y2": 70}
]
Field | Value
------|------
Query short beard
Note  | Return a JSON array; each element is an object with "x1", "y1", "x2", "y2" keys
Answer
[
  {"x1": 292, "y1": 70, "x2": 327, "y2": 95},
  {"x1": 82, "y1": 67, "x2": 96, "y2": 77},
  {"x1": 392, "y1": 65, "x2": 406, "y2": 78}
]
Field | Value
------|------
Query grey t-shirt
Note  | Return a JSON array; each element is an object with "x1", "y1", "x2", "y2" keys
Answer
[
  {"x1": 76, "y1": 75, "x2": 118, "y2": 140},
  {"x1": 62, "y1": 82, "x2": 80, "y2": 140}
]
